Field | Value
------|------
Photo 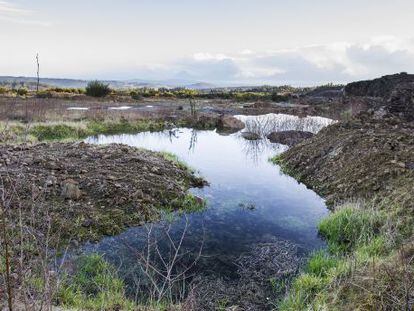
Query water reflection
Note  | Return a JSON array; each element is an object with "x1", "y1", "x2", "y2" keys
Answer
[
  {"x1": 83, "y1": 114, "x2": 332, "y2": 299},
  {"x1": 236, "y1": 113, "x2": 336, "y2": 137}
]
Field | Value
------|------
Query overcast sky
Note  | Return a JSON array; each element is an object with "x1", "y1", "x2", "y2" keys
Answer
[{"x1": 1, "y1": 0, "x2": 414, "y2": 85}]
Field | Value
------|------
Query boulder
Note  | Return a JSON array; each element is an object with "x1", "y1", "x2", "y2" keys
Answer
[
  {"x1": 218, "y1": 115, "x2": 245, "y2": 131},
  {"x1": 241, "y1": 132, "x2": 261, "y2": 140},
  {"x1": 267, "y1": 131, "x2": 313, "y2": 146},
  {"x1": 61, "y1": 179, "x2": 82, "y2": 200}
]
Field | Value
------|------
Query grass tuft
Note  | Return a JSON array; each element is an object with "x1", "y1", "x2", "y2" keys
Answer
[
  {"x1": 58, "y1": 254, "x2": 135, "y2": 310},
  {"x1": 318, "y1": 204, "x2": 385, "y2": 253}
]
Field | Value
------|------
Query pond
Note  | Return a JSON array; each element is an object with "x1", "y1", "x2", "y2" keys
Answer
[{"x1": 82, "y1": 113, "x2": 334, "y2": 301}]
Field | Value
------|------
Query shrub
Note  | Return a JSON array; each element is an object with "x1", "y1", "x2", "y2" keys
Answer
[
  {"x1": 130, "y1": 90, "x2": 142, "y2": 100},
  {"x1": 15, "y1": 88, "x2": 28, "y2": 96},
  {"x1": 36, "y1": 90, "x2": 53, "y2": 98},
  {"x1": 85, "y1": 80, "x2": 111, "y2": 97},
  {"x1": 0, "y1": 87, "x2": 8, "y2": 94}
]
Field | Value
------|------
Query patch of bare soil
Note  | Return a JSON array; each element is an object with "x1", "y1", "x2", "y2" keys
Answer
[{"x1": 0, "y1": 142, "x2": 204, "y2": 244}]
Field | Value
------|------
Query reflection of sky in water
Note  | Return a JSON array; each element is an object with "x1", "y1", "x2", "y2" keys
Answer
[
  {"x1": 236, "y1": 113, "x2": 336, "y2": 135},
  {"x1": 82, "y1": 115, "x2": 330, "y2": 286}
]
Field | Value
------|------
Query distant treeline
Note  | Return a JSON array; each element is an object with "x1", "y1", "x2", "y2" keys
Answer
[{"x1": 0, "y1": 80, "x2": 344, "y2": 102}]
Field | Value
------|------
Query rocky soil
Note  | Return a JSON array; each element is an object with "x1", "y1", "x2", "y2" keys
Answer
[
  {"x1": 277, "y1": 114, "x2": 414, "y2": 205},
  {"x1": 0, "y1": 142, "x2": 205, "y2": 243},
  {"x1": 344, "y1": 72, "x2": 414, "y2": 98},
  {"x1": 276, "y1": 74, "x2": 414, "y2": 207}
]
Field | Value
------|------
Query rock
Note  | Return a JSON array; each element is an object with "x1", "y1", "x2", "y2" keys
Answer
[
  {"x1": 61, "y1": 179, "x2": 82, "y2": 200},
  {"x1": 241, "y1": 132, "x2": 261, "y2": 140},
  {"x1": 267, "y1": 131, "x2": 314, "y2": 146},
  {"x1": 218, "y1": 115, "x2": 245, "y2": 131}
]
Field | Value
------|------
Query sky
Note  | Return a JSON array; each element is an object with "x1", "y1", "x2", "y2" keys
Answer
[{"x1": 1, "y1": 0, "x2": 414, "y2": 85}]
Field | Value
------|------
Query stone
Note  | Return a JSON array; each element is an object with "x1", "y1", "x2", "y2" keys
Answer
[
  {"x1": 218, "y1": 115, "x2": 245, "y2": 131},
  {"x1": 61, "y1": 179, "x2": 82, "y2": 200},
  {"x1": 241, "y1": 132, "x2": 261, "y2": 140},
  {"x1": 267, "y1": 131, "x2": 314, "y2": 146}
]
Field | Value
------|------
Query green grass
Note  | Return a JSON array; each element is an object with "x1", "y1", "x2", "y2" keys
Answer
[
  {"x1": 159, "y1": 151, "x2": 195, "y2": 173},
  {"x1": 58, "y1": 254, "x2": 135, "y2": 310},
  {"x1": 167, "y1": 193, "x2": 207, "y2": 214},
  {"x1": 318, "y1": 204, "x2": 385, "y2": 254},
  {"x1": 305, "y1": 250, "x2": 340, "y2": 277},
  {"x1": 277, "y1": 201, "x2": 397, "y2": 310},
  {"x1": 0, "y1": 119, "x2": 167, "y2": 143}
]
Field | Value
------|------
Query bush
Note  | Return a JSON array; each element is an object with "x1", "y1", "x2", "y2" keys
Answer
[
  {"x1": 0, "y1": 87, "x2": 8, "y2": 94},
  {"x1": 130, "y1": 90, "x2": 142, "y2": 100},
  {"x1": 85, "y1": 80, "x2": 111, "y2": 97},
  {"x1": 15, "y1": 88, "x2": 28, "y2": 96},
  {"x1": 36, "y1": 90, "x2": 53, "y2": 98}
]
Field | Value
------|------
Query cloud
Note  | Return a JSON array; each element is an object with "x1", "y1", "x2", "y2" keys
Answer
[
  {"x1": 0, "y1": 1, "x2": 50, "y2": 26},
  {"x1": 143, "y1": 36, "x2": 414, "y2": 85}
]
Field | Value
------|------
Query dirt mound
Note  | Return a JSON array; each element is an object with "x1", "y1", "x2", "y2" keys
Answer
[
  {"x1": 344, "y1": 72, "x2": 414, "y2": 98},
  {"x1": 0, "y1": 142, "x2": 204, "y2": 243},
  {"x1": 276, "y1": 114, "x2": 414, "y2": 205},
  {"x1": 386, "y1": 82, "x2": 414, "y2": 121}
]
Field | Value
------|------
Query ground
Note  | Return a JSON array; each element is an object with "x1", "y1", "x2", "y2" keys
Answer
[
  {"x1": 1, "y1": 75, "x2": 414, "y2": 310},
  {"x1": 272, "y1": 77, "x2": 414, "y2": 310}
]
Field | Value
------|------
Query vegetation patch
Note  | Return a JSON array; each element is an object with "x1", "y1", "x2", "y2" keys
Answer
[{"x1": 58, "y1": 254, "x2": 135, "y2": 310}]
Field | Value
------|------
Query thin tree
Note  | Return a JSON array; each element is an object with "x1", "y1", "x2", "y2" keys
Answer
[{"x1": 36, "y1": 53, "x2": 40, "y2": 93}]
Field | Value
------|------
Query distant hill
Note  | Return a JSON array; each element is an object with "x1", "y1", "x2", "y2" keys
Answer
[{"x1": 0, "y1": 76, "x2": 216, "y2": 90}]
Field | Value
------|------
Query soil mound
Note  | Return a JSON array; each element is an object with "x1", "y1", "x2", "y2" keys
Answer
[
  {"x1": 0, "y1": 142, "x2": 204, "y2": 242},
  {"x1": 344, "y1": 72, "x2": 414, "y2": 98},
  {"x1": 277, "y1": 114, "x2": 414, "y2": 205}
]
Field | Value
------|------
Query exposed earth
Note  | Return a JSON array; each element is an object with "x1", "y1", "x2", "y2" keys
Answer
[{"x1": 0, "y1": 142, "x2": 205, "y2": 244}]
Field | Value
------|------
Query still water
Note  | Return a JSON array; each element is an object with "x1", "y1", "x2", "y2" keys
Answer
[{"x1": 83, "y1": 114, "x2": 333, "y2": 293}]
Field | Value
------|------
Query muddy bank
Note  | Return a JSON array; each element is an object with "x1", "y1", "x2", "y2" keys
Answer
[{"x1": 0, "y1": 142, "x2": 205, "y2": 244}]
